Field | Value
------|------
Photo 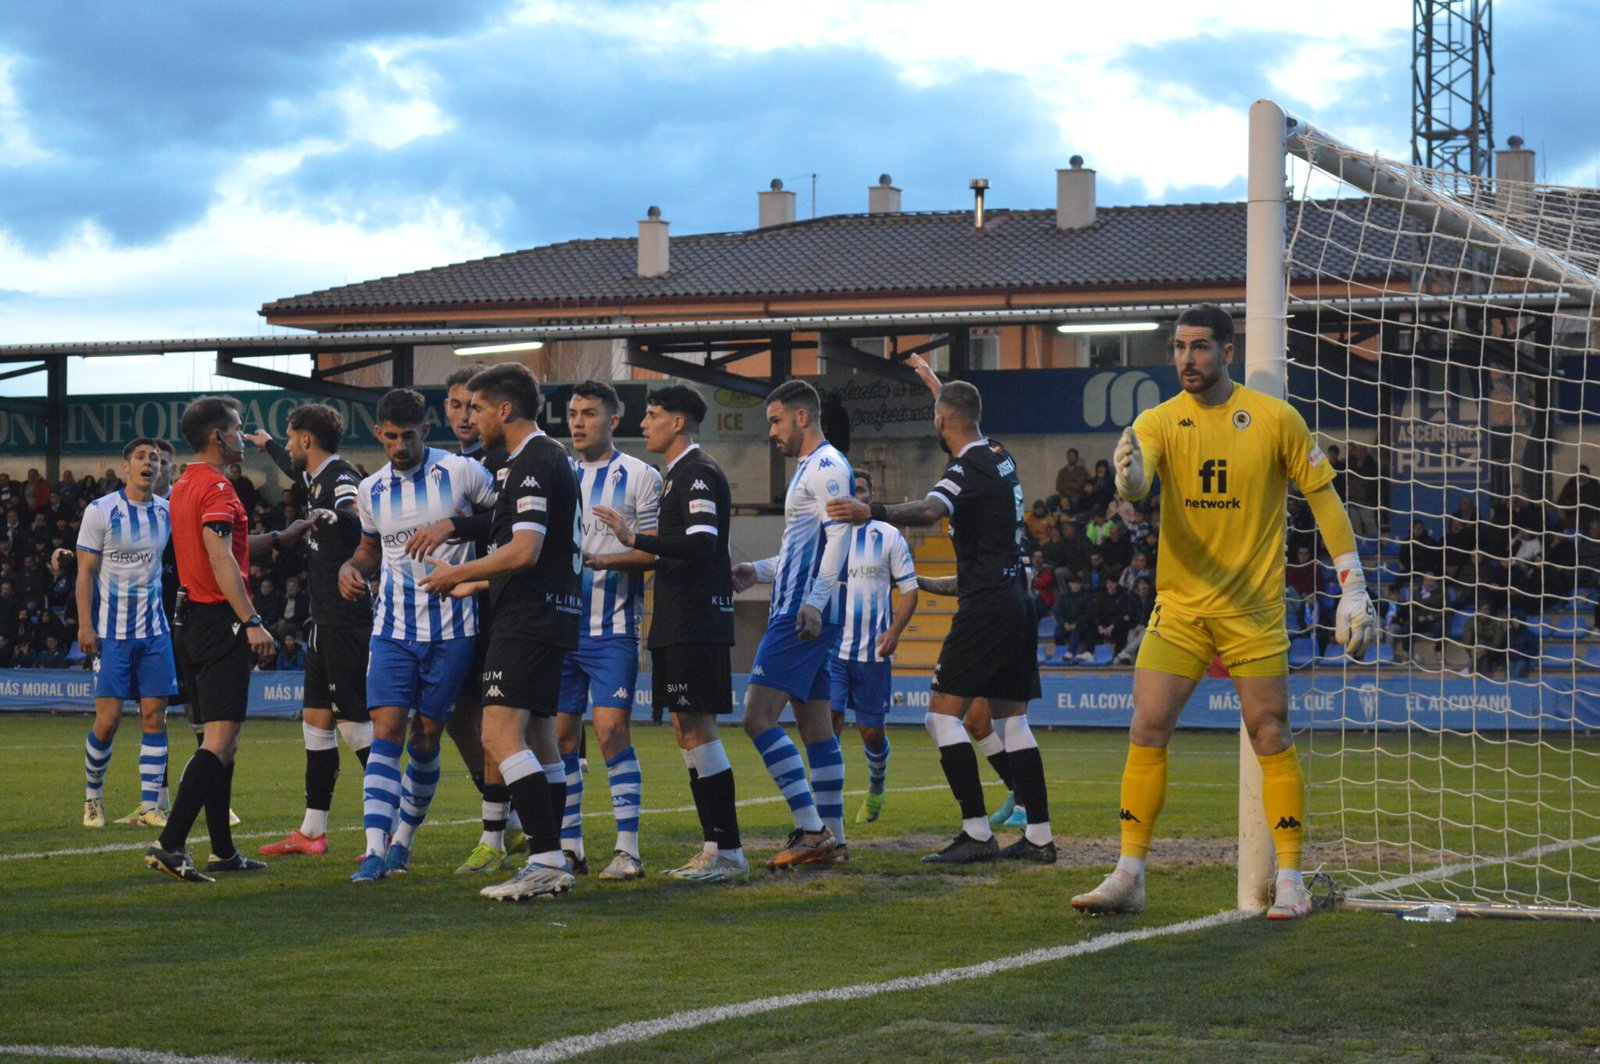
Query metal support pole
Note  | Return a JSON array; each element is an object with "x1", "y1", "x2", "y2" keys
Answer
[{"x1": 45, "y1": 356, "x2": 67, "y2": 483}]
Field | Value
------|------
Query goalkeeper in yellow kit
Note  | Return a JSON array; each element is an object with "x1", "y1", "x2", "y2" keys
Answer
[{"x1": 1070, "y1": 304, "x2": 1377, "y2": 920}]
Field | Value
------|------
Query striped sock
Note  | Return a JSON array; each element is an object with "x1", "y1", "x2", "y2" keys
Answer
[
  {"x1": 84, "y1": 731, "x2": 112, "y2": 800},
  {"x1": 137, "y1": 730, "x2": 167, "y2": 808},
  {"x1": 480, "y1": 783, "x2": 509, "y2": 849},
  {"x1": 560, "y1": 752, "x2": 584, "y2": 859},
  {"x1": 753, "y1": 727, "x2": 822, "y2": 833},
  {"x1": 391, "y1": 742, "x2": 441, "y2": 849},
  {"x1": 805, "y1": 737, "x2": 846, "y2": 845},
  {"x1": 605, "y1": 746, "x2": 642, "y2": 858},
  {"x1": 362, "y1": 738, "x2": 403, "y2": 856},
  {"x1": 864, "y1": 734, "x2": 890, "y2": 795}
]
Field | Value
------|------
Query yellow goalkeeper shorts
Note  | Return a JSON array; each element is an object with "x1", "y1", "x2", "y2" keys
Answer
[{"x1": 1134, "y1": 598, "x2": 1290, "y2": 681}]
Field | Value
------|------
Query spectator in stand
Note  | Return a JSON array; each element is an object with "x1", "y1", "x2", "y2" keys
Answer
[
  {"x1": 1113, "y1": 576, "x2": 1157, "y2": 665},
  {"x1": 1055, "y1": 448, "x2": 1088, "y2": 501},
  {"x1": 225, "y1": 461, "x2": 258, "y2": 514},
  {"x1": 1405, "y1": 573, "x2": 1447, "y2": 662},
  {"x1": 1093, "y1": 578, "x2": 1135, "y2": 655},
  {"x1": 20, "y1": 554, "x2": 49, "y2": 606},
  {"x1": 1024, "y1": 500, "x2": 1053, "y2": 550},
  {"x1": 1046, "y1": 522, "x2": 1090, "y2": 590},
  {"x1": 58, "y1": 470, "x2": 80, "y2": 511},
  {"x1": 1285, "y1": 545, "x2": 1318, "y2": 635},
  {"x1": 96, "y1": 467, "x2": 121, "y2": 497},
  {"x1": 1325, "y1": 443, "x2": 1346, "y2": 501},
  {"x1": 38, "y1": 635, "x2": 66, "y2": 668},
  {"x1": 1100, "y1": 520, "x2": 1133, "y2": 573},
  {"x1": 1558, "y1": 465, "x2": 1600, "y2": 534},
  {"x1": 1084, "y1": 506, "x2": 1113, "y2": 547},
  {"x1": 272, "y1": 576, "x2": 308, "y2": 640},
  {"x1": 267, "y1": 488, "x2": 296, "y2": 531},
  {"x1": 1119, "y1": 550, "x2": 1153, "y2": 593},
  {"x1": 3, "y1": 510, "x2": 26, "y2": 555},
  {"x1": 1542, "y1": 531, "x2": 1577, "y2": 611},
  {"x1": 1086, "y1": 548, "x2": 1119, "y2": 591},
  {"x1": 0, "y1": 473, "x2": 20, "y2": 511},
  {"x1": 1399, "y1": 519, "x2": 1443, "y2": 578},
  {"x1": 27, "y1": 512, "x2": 51, "y2": 555},
  {"x1": 1380, "y1": 583, "x2": 1410, "y2": 661},
  {"x1": 276, "y1": 631, "x2": 306, "y2": 671},
  {"x1": 0, "y1": 634, "x2": 12, "y2": 668},
  {"x1": 1051, "y1": 571, "x2": 1095, "y2": 663},
  {"x1": 77, "y1": 473, "x2": 98, "y2": 503},
  {"x1": 1467, "y1": 599, "x2": 1509, "y2": 677},
  {"x1": 14, "y1": 639, "x2": 37, "y2": 668},
  {"x1": 1507, "y1": 613, "x2": 1540, "y2": 679},
  {"x1": 254, "y1": 576, "x2": 284, "y2": 634},
  {"x1": 1086, "y1": 459, "x2": 1115, "y2": 512},
  {"x1": 26, "y1": 468, "x2": 50, "y2": 512},
  {"x1": 1344, "y1": 442, "x2": 1380, "y2": 538},
  {"x1": 1029, "y1": 550, "x2": 1057, "y2": 616}
]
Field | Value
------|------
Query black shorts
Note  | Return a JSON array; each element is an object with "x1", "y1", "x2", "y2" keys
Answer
[
  {"x1": 480, "y1": 625, "x2": 566, "y2": 718},
  {"x1": 932, "y1": 600, "x2": 1042, "y2": 703},
  {"x1": 456, "y1": 593, "x2": 493, "y2": 714},
  {"x1": 651, "y1": 643, "x2": 732, "y2": 716},
  {"x1": 304, "y1": 621, "x2": 371, "y2": 722},
  {"x1": 174, "y1": 602, "x2": 252, "y2": 724}
]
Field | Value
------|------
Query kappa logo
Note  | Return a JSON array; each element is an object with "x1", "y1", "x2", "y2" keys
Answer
[
  {"x1": 521, "y1": 476, "x2": 541, "y2": 488},
  {"x1": 1178, "y1": 418, "x2": 1195, "y2": 428},
  {"x1": 337, "y1": 473, "x2": 356, "y2": 482},
  {"x1": 676, "y1": 696, "x2": 690, "y2": 706},
  {"x1": 1274, "y1": 816, "x2": 1301, "y2": 831},
  {"x1": 751, "y1": 664, "x2": 766, "y2": 676},
  {"x1": 612, "y1": 687, "x2": 630, "y2": 700},
  {"x1": 691, "y1": 479, "x2": 709, "y2": 491},
  {"x1": 948, "y1": 464, "x2": 964, "y2": 475},
  {"x1": 486, "y1": 685, "x2": 504, "y2": 698},
  {"x1": 819, "y1": 457, "x2": 834, "y2": 469},
  {"x1": 1119, "y1": 808, "x2": 1141, "y2": 823}
]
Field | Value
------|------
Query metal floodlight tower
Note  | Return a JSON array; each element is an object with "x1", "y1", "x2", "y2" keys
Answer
[{"x1": 1412, "y1": 0, "x2": 1494, "y2": 177}]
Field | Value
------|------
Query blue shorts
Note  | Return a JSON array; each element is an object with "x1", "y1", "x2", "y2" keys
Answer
[
  {"x1": 94, "y1": 632, "x2": 179, "y2": 701},
  {"x1": 366, "y1": 635, "x2": 477, "y2": 722},
  {"x1": 750, "y1": 615, "x2": 842, "y2": 702},
  {"x1": 557, "y1": 634, "x2": 640, "y2": 715},
  {"x1": 828, "y1": 657, "x2": 893, "y2": 728}
]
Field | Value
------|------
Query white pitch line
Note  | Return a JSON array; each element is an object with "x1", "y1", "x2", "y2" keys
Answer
[{"x1": 464, "y1": 908, "x2": 1254, "y2": 1064}]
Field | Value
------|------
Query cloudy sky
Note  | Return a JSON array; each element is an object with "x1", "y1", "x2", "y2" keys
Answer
[{"x1": 0, "y1": 0, "x2": 1595, "y2": 391}]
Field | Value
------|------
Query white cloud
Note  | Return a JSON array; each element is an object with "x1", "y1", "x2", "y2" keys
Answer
[{"x1": 0, "y1": 53, "x2": 50, "y2": 165}]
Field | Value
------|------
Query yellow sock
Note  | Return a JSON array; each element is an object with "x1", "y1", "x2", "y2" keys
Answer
[
  {"x1": 1258, "y1": 745, "x2": 1305, "y2": 871},
  {"x1": 1118, "y1": 743, "x2": 1168, "y2": 859}
]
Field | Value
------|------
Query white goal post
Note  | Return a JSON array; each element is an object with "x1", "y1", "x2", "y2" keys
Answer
[{"x1": 1243, "y1": 98, "x2": 1600, "y2": 920}]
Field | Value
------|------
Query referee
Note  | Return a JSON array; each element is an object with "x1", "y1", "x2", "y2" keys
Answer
[{"x1": 147, "y1": 396, "x2": 308, "y2": 882}]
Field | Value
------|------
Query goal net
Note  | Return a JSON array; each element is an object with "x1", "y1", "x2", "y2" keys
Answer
[{"x1": 1249, "y1": 100, "x2": 1600, "y2": 918}]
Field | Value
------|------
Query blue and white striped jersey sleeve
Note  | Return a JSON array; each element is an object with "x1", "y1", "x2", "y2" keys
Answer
[
  {"x1": 888, "y1": 527, "x2": 918, "y2": 593},
  {"x1": 75, "y1": 500, "x2": 107, "y2": 554}
]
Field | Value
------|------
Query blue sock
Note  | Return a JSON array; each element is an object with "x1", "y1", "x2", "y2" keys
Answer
[
  {"x1": 806, "y1": 736, "x2": 846, "y2": 845},
  {"x1": 84, "y1": 730, "x2": 112, "y2": 800},
  {"x1": 864, "y1": 734, "x2": 890, "y2": 794},
  {"x1": 138, "y1": 730, "x2": 168, "y2": 807},
  {"x1": 362, "y1": 738, "x2": 403, "y2": 856},
  {"x1": 391, "y1": 742, "x2": 441, "y2": 849},
  {"x1": 753, "y1": 727, "x2": 822, "y2": 833},
  {"x1": 605, "y1": 746, "x2": 642, "y2": 858},
  {"x1": 560, "y1": 752, "x2": 584, "y2": 857}
]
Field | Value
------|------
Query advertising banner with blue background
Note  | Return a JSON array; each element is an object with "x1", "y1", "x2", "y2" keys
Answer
[{"x1": 4, "y1": 670, "x2": 1595, "y2": 731}]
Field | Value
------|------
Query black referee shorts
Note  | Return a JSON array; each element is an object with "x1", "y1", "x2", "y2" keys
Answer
[
  {"x1": 303, "y1": 621, "x2": 371, "y2": 722},
  {"x1": 932, "y1": 600, "x2": 1042, "y2": 703},
  {"x1": 174, "y1": 602, "x2": 252, "y2": 724},
  {"x1": 651, "y1": 643, "x2": 732, "y2": 716}
]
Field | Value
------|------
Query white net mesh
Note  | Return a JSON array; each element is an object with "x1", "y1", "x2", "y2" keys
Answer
[{"x1": 1279, "y1": 125, "x2": 1600, "y2": 914}]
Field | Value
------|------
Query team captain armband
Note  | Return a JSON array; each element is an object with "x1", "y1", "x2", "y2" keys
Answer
[{"x1": 204, "y1": 520, "x2": 233, "y2": 538}]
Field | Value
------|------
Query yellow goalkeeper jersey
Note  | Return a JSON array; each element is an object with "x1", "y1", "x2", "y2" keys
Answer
[{"x1": 1130, "y1": 382, "x2": 1334, "y2": 616}]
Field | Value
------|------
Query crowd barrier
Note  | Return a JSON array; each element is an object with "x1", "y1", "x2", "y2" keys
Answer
[{"x1": 2, "y1": 669, "x2": 1595, "y2": 731}]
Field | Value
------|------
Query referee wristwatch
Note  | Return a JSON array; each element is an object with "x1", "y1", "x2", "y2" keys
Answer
[{"x1": 244, "y1": 614, "x2": 265, "y2": 629}]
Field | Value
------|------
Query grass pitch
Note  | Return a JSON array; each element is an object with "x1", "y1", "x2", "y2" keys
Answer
[{"x1": 2, "y1": 714, "x2": 1597, "y2": 1063}]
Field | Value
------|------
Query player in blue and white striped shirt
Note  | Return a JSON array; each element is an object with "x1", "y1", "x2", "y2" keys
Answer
[
  {"x1": 75, "y1": 438, "x2": 179, "y2": 829},
  {"x1": 828, "y1": 471, "x2": 919, "y2": 825},
  {"x1": 338, "y1": 389, "x2": 498, "y2": 879},
  {"x1": 557, "y1": 382, "x2": 661, "y2": 881},
  {"x1": 731, "y1": 380, "x2": 853, "y2": 868}
]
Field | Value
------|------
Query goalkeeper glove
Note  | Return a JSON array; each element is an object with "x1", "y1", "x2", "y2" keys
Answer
[
  {"x1": 1332, "y1": 551, "x2": 1378, "y2": 660},
  {"x1": 1113, "y1": 428, "x2": 1147, "y2": 499}
]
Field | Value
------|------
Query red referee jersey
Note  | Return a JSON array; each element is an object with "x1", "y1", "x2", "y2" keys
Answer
[{"x1": 170, "y1": 462, "x2": 249, "y2": 605}]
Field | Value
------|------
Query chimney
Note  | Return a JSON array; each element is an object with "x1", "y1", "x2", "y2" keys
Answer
[
  {"x1": 637, "y1": 205, "x2": 668, "y2": 278},
  {"x1": 1496, "y1": 136, "x2": 1536, "y2": 217},
  {"x1": 868, "y1": 173, "x2": 901, "y2": 214},
  {"x1": 1056, "y1": 156, "x2": 1096, "y2": 229},
  {"x1": 758, "y1": 178, "x2": 796, "y2": 228},
  {"x1": 970, "y1": 178, "x2": 989, "y2": 228}
]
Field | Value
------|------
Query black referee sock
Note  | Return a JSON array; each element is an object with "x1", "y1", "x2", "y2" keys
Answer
[
  {"x1": 306, "y1": 746, "x2": 340, "y2": 813},
  {"x1": 203, "y1": 761, "x2": 237, "y2": 860},
  {"x1": 938, "y1": 742, "x2": 989, "y2": 822},
  {"x1": 698, "y1": 767, "x2": 742, "y2": 852},
  {"x1": 686, "y1": 768, "x2": 717, "y2": 844},
  {"x1": 158, "y1": 748, "x2": 223, "y2": 853},
  {"x1": 986, "y1": 749, "x2": 1015, "y2": 791},
  {"x1": 1006, "y1": 746, "x2": 1051, "y2": 826},
  {"x1": 507, "y1": 773, "x2": 560, "y2": 858},
  {"x1": 482, "y1": 782, "x2": 510, "y2": 832}
]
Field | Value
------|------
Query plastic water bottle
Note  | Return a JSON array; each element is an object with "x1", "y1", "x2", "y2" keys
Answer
[{"x1": 1397, "y1": 903, "x2": 1457, "y2": 923}]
